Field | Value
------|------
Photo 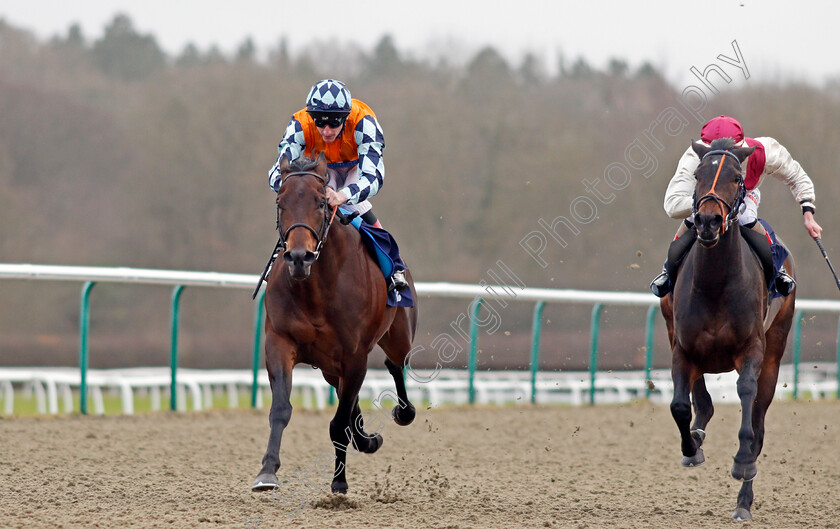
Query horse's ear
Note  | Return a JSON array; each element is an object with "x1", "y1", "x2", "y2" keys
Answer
[
  {"x1": 732, "y1": 145, "x2": 756, "y2": 163},
  {"x1": 314, "y1": 152, "x2": 328, "y2": 176},
  {"x1": 278, "y1": 155, "x2": 290, "y2": 175},
  {"x1": 691, "y1": 140, "x2": 710, "y2": 159}
]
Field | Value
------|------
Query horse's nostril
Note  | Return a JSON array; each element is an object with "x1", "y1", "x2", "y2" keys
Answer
[
  {"x1": 284, "y1": 249, "x2": 307, "y2": 265},
  {"x1": 303, "y1": 252, "x2": 317, "y2": 265},
  {"x1": 696, "y1": 213, "x2": 724, "y2": 232}
]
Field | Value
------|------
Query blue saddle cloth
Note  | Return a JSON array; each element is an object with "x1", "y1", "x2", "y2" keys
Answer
[
  {"x1": 758, "y1": 219, "x2": 790, "y2": 299},
  {"x1": 341, "y1": 208, "x2": 414, "y2": 308}
]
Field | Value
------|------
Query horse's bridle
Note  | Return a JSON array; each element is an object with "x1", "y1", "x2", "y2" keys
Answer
[
  {"x1": 692, "y1": 149, "x2": 746, "y2": 235},
  {"x1": 276, "y1": 171, "x2": 338, "y2": 259}
]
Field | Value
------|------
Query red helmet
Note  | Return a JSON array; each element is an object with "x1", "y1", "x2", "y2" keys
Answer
[{"x1": 700, "y1": 115, "x2": 744, "y2": 144}]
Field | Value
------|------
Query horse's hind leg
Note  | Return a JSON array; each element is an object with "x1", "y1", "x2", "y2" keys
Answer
[
  {"x1": 328, "y1": 362, "x2": 369, "y2": 494},
  {"x1": 731, "y1": 349, "x2": 763, "y2": 483},
  {"x1": 380, "y1": 358, "x2": 413, "y2": 425},
  {"x1": 733, "y1": 351, "x2": 784, "y2": 520},
  {"x1": 348, "y1": 395, "x2": 384, "y2": 454},
  {"x1": 732, "y1": 481, "x2": 754, "y2": 521},
  {"x1": 378, "y1": 306, "x2": 417, "y2": 426},
  {"x1": 670, "y1": 352, "x2": 704, "y2": 466},
  {"x1": 688, "y1": 376, "x2": 714, "y2": 453},
  {"x1": 252, "y1": 333, "x2": 295, "y2": 491}
]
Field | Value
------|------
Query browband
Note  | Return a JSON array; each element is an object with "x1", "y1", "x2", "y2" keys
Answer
[{"x1": 702, "y1": 149, "x2": 741, "y2": 164}]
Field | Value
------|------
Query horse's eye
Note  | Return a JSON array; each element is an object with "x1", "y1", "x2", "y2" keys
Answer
[{"x1": 318, "y1": 200, "x2": 326, "y2": 209}]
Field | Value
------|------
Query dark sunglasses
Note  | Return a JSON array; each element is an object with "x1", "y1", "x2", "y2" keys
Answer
[{"x1": 312, "y1": 114, "x2": 346, "y2": 128}]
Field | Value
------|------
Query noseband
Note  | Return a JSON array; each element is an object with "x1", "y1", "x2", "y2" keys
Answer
[
  {"x1": 692, "y1": 149, "x2": 746, "y2": 235},
  {"x1": 276, "y1": 171, "x2": 338, "y2": 259}
]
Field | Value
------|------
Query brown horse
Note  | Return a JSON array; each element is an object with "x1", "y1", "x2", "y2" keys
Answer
[
  {"x1": 252, "y1": 153, "x2": 418, "y2": 494},
  {"x1": 660, "y1": 138, "x2": 796, "y2": 521}
]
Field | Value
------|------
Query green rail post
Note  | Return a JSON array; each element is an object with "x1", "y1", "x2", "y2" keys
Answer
[
  {"x1": 836, "y1": 314, "x2": 840, "y2": 400},
  {"x1": 170, "y1": 285, "x2": 185, "y2": 411},
  {"x1": 589, "y1": 303, "x2": 604, "y2": 406},
  {"x1": 530, "y1": 301, "x2": 546, "y2": 404},
  {"x1": 79, "y1": 281, "x2": 95, "y2": 415},
  {"x1": 792, "y1": 310, "x2": 804, "y2": 400},
  {"x1": 252, "y1": 289, "x2": 266, "y2": 408},
  {"x1": 468, "y1": 297, "x2": 484, "y2": 404},
  {"x1": 644, "y1": 305, "x2": 657, "y2": 399}
]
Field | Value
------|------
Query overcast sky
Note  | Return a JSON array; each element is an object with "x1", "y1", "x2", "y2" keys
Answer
[{"x1": 1, "y1": 0, "x2": 838, "y2": 86}]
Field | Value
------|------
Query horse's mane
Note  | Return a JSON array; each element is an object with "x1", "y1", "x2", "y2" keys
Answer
[
  {"x1": 709, "y1": 137, "x2": 737, "y2": 151},
  {"x1": 289, "y1": 155, "x2": 321, "y2": 173}
]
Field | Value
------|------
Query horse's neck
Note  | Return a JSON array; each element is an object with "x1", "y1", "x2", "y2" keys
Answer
[{"x1": 691, "y1": 228, "x2": 748, "y2": 291}]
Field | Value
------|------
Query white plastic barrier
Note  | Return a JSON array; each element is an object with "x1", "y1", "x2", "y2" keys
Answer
[
  {"x1": 2, "y1": 365, "x2": 838, "y2": 416},
  {"x1": 2, "y1": 264, "x2": 839, "y2": 415}
]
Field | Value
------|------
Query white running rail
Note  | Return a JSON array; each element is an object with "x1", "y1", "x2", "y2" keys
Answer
[{"x1": 1, "y1": 264, "x2": 839, "y2": 415}]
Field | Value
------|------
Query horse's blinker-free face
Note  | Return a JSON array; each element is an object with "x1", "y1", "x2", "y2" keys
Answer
[
  {"x1": 276, "y1": 157, "x2": 329, "y2": 280},
  {"x1": 691, "y1": 140, "x2": 754, "y2": 247}
]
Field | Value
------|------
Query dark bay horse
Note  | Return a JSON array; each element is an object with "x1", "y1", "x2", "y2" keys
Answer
[
  {"x1": 252, "y1": 153, "x2": 418, "y2": 494},
  {"x1": 660, "y1": 138, "x2": 796, "y2": 521}
]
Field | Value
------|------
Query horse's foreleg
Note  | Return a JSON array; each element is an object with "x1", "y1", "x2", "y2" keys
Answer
[
  {"x1": 252, "y1": 334, "x2": 295, "y2": 491},
  {"x1": 732, "y1": 351, "x2": 762, "y2": 482},
  {"x1": 670, "y1": 353, "x2": 704, "y2": 466}
]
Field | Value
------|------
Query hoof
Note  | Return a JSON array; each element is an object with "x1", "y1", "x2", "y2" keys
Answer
[
  {"x1": 732, "y1": 507, "x2": 752, "y2": 521},
  {"x1": 331, "y1": 480, "x2": 348, "y2": 494},
  {"x1": 731, "y1": 461, "x2": 757, "y2": 482},
  {"x1": 392, "y1": 403, "x2": 416, "y2": 426},
  {"x1": 251, "y1": 473, "x2": 279, "y2": 491},
  {"x1": 360, "y1": 433, "x2": 384, "y2": 454},
  {"x1": 681, "y1": 447, "x2": 705, "y2": 467},
  {"x1": 690, "y1": 428, "x2": 706, "y2": 447}
]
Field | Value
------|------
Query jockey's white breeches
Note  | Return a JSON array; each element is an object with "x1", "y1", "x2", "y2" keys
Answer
[{"x1": 326, "y1": 165, "x2": 372, "y2": 215}]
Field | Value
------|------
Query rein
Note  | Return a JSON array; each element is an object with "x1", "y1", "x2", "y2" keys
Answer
[{"x1": 693, "y1": 149, "x2": 746, "y2": 234}]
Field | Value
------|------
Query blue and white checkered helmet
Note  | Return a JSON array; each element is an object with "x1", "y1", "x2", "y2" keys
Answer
[{"x1": 305, "y1": 79, "x2": 352, "y2": 114}]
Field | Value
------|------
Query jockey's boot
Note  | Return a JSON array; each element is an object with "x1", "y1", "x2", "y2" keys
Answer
[
  {"x1": 650, "y1": 265, "x2": 671, "y2": 298},
  {"x1": 775, "y1": 266, "x2": 796, "y2": 296},
  {"x1": 390, "y1": 269, "x2": 409, "y2": 292}
]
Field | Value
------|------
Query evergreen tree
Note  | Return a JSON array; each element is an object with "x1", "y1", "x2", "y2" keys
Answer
[{"x1": 91, "y1": 14, "x2": 166, "y2": 81}]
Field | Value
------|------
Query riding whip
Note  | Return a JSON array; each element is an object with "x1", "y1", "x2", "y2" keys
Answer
[
  {"x1": 252, "y1": 237, "x2": 283, "y2": 299},
  {"x1": 813, "y1": 237, "x2": 840, "y2": 292}
]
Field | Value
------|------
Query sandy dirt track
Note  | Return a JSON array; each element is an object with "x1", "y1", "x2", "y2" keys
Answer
[{"x1": 1, "y1": 400, "x2": 839, "y2": 528}]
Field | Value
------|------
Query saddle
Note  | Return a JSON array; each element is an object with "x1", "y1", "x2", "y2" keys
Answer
[
  {"x1": 667, "y1": 219, "x2": 788, "y2": 298},
  {"x1": 338, "y1": 207, "x2": 414, "y2": 308}
]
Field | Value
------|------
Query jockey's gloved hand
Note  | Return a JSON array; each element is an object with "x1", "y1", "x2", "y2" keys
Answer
[
  {"x1": 336, "y1": 210, "x2": 359, "y2": 225},
  {"x1": 740, "y1": 190, "x2": 760, "y2": 226}
]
